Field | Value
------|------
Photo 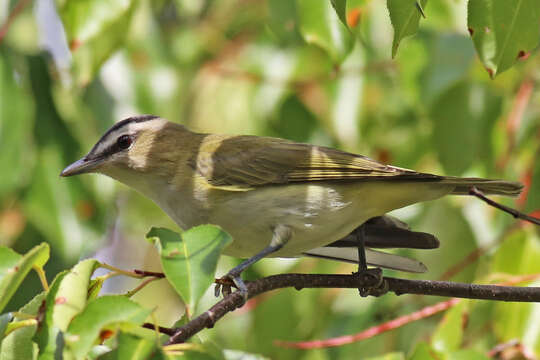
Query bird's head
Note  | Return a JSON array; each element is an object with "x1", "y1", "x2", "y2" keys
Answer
[{"x1": 61, "y1": 115, "x2": 194, "y2": 187}]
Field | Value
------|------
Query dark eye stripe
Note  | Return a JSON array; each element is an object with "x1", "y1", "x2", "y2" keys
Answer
[
  {"x1": 86, "y1": 134, "x2": 134, "y2": 161},
  {"x1": 86, "y1": 115, "x2": 158, "y2": 159}
]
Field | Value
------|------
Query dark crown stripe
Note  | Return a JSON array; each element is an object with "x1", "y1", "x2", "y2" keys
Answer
[{"x1": 101, "y1": 115, "x2": 159, "y2": 139}]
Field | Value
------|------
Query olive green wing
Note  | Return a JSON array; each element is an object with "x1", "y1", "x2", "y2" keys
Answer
[{"x1": 192, "y1": 135, "x2": 440, "y2": 189}]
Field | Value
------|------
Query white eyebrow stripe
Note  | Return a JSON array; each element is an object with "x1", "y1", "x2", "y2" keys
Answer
[
  {"x1": 91, "y1": 127, "x2": 129, "y2": 155},
  {"x1": 87, "y1": 116, "x2": 164, "y2": 158}
]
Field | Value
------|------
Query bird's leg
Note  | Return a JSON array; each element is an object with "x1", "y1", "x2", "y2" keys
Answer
[
  {"x1": 354, "y1": 224, "x2": 387, "y2": 297},
  {"x1": 215, "y1": 225, "x2": 291, "y2": 305}
]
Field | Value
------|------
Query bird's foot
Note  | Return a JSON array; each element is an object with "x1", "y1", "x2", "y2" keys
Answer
[
  {"x1": 355, "y1": 268, "x2": 388, "y2": 297},
  {"x1": 214, "y1": 272, "x2": 248, "y2": 306}
]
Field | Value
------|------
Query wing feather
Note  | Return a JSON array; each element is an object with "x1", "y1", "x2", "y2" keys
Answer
[{"x1": 192, "y1": 135, "x2": 441, "y2": 189}]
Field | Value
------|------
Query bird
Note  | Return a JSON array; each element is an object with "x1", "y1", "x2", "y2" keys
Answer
[{"x1": 61, "y1": 115, "x2": 523, "y2": 298}]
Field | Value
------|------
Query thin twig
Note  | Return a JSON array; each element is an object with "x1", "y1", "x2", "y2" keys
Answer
[
  {"x1": 469, "y1": 187, "x2": 540, "y2": 226},
  {"x1": 133, "y1": 269, "x2": 166, "y2": 278},
  {"x1": 124, "y1": 277, "x2": 162, "y2": 298},
  {"x1": 165, "y1": 273, "x2": 540, "y2": 344},
  {"x1": 142, "y1": 323, "x2": 176, "y2": 336}
]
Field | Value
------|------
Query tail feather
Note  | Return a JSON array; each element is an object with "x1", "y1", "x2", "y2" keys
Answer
[
  {"x1": 303, "y1": 247, "x2": 427, "y2": 273},
  {"x1": 441, "y1": 177, "x2": 523, "y2": 196}
]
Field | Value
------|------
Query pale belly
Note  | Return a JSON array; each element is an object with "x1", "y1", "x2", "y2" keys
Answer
[{"x1": 155, "y1": 181, "x2": 453, "y2": 259}]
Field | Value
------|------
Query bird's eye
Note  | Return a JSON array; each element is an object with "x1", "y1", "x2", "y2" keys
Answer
[{"x1": 116, "y1": 135, "x2": 133, "y2": 150}]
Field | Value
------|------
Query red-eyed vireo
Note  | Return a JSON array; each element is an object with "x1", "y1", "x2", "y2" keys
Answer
[{"x1": 61, "y1": 115, "x2": 523, "y2": 298}]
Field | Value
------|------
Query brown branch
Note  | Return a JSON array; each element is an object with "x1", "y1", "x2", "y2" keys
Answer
[
  {"x1": 142, "y1": 323, "x2": 176, "y2": 336},
  {"x1": 165, "y1": 273, "x2": 540, "y2": 345}
]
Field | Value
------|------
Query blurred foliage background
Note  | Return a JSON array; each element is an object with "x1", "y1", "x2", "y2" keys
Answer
[{"x1": 1, "y1": 0, "x2": 540, "y2": 358}]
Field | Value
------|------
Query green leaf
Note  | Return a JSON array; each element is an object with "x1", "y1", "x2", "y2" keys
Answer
[
  {"x1": 0, "y1": 243, "x2": 49, "y2": 313},
  {"x1": 116, "y1": 332, "x2": 156, "y2": 360},
  {"x1": 491, "y1": 228, "x2": 540, "y2": 275},
  {"x1": 65, "y1": 296, "x2": 151, "y2": 360},
  {"x1": 407, "y1": 342, "x2": 435, "y2": 360},
  {"x1": 446, "y1": 350, "x2": 489, "y2": 360},
  {"x1": 331, "y1": 0, "x2": 348, "y2": 28},
  {"x1": 0, "y1": 247, "x2": 22, "y2": 285},
  {"x1": 0, "y1": 313, "x2": 13, "y2": 345},
  {"x1": 468, "y1": 0, "x2": 540, "y2": 78},
  {"x1": 0, "y1": 51, "x2": 35, "y2": 197},
  {"x1": 88, "y1": 278, "x2": 105, "y2": 301},
  {"x1": 431, "y1": 301, "x2": 467, "y2": 353},
  {"x1": 267, "y1": 0, "x2": 302, "y2": 44},
  {"x1": 52, "y1": 259, "x2": 99, "y2": 331},
  {"x1": 55, "y1": 0, "x2": 137, "y2": 86},
  {"x1": 366, "y1": 352, "x2": 405, "y2": 360},
  {"x1": 0, "y1": 292, "x2": 45, "y2": 360},
  {"x1": 525, "y1": 156, "x2": 540, "y2": 213},
  {"x1": 419, "y1": 33, "x2": 475, "y2": 104},
  {"x1": 430, "y1": 81, "x2": 501, "y2": 175},
  {"x1": 491, "y1": 229, "x2": 540, "y2": 354},
  {"x1": 33, "y1": 270, "x2": 68, "y2": 359},
  {"x1": 387, "y1": 0, "x2": 428, "y2": 58},
  {"x1": 56, "y1": 0, "x2": 132, "y2": 45},
  {"x1": 34, "y1": 260, "x2": 99, "y2": 358},
  {"x1": 297, "y1": 0, "x2": 353, "y2": 63},
  {"x1": 147, "y1": 226, "x2": 232, "y2": 311}
]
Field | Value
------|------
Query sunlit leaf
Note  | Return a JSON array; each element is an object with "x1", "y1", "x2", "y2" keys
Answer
[
  {"x1": 65, "y1": 296, "x2": 151, "y2": 360},
  {"x1": 468, "y1": 0, "x2": 540, "y2": 78},
  {"x1": 297, "y1": 0, "x2": 353, "y2": 63},
  {"x1": 34, "y1": 259, "x2": 99, "y2": 357},
  {"x1": 147, "y1": 226, "x2": 232, "y2": 312},
  {"x1": 56, "y1": 0, "x2": 132, "y2": 47},
  {"x1": 387, "y1": 0, "x2": 428, "y2": 58},
  {"x1": 52, "y1": 259, "x2": 99, "y2": 331},
  {"x1": 55, "y1": 0, "x2": 137, "y2": 86},
  {"x1": 0, "y1": 243, "x2": 49, "y2": 313}
]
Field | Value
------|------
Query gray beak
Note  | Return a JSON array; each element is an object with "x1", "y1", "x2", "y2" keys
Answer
[{"x1": 60, "y1": 157, "x2": 101, "y2": 177}]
